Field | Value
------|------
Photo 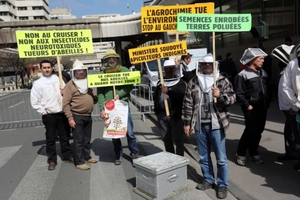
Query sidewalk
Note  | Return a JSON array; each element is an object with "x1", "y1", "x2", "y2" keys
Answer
[
  {"x1": 144, "y1": 101, "x2": 300, "y2": 200},
  {"x1": 127, "y1": 110, "x2": 237, "y2": 200}
]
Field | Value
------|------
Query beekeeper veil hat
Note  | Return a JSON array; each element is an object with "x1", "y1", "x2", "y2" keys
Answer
[{"x1": 240, "y1": 48, "x2": 267, "y2": 65}]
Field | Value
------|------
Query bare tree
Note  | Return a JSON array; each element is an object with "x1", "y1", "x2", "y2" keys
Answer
[
  {"x1": 0, "y1": 32, "x2": 16, "y2": 86},
  {"x1": 2, "y1": 49, "x2": 26, "y2": 88},
  {"x1": 0, "y1": 51, "x2": 8, "y2": 86}
]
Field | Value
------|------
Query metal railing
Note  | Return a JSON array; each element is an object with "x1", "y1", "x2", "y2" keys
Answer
[
  {"x1": 0, "y1": 84, "x2": 155, "y2": 125},
  {"x1": 129, "y1": 84, "x2": 155, "y2": 121}
]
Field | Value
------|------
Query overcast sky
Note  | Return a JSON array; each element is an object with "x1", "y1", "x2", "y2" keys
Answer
[{"x1": 50, "y1": 0, "x2": 144, "y2": 18}]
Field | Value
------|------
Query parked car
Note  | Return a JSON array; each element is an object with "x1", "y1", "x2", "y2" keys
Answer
[{"x1": 141, "y1": 59, "x2": 165, "y2": 91}]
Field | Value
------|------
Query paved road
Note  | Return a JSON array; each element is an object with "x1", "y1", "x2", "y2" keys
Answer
[
  {"x1": 0, "y1": 99, "x2": 300, "y2": 200},
  {"x1": 0, "y1": 112, "x2": 229, "y2": 200}
]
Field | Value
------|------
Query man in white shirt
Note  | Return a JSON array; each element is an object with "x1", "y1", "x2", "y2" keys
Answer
[
  {"x1": 282, "y1": 49, "x2": 300, "y2": 170},
  {"x1": 30, "y1": 60, "x2": 73, "y2": 171}
]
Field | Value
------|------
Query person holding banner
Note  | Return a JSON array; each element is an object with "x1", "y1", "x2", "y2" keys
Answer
[
  {"x1": 98, "y1": 49, "x2": 139, "y2": 165},
  {"x1": 281, "y1": 43, "x2": 300, "y2": 170},
  {"x1": 235, "y1": 48, "x2": 272, "y2": 166},
  {"x1": 179, "y1": 53, "x2": 196, "y2": 83},
  {"x1": 63, "y1": 60, "x2": 98, "y2": 170},
  {"x1": 182, "y1": 53, "x2": 235, "y2": 199},
  {"x1": 154, "y1": 59, "x2": 186, "y2": 156},
  {"x1": 30, "y1": 60, "x2": 73, "y2": 171}
]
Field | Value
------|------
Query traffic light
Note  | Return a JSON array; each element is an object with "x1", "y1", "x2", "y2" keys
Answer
[{"x1": 255, "y1": 21, "x2": 268, "y2": 39}]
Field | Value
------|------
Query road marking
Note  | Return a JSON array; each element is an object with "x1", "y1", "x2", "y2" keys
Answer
[
  {"x1": 0, "y1": 129, "x2": 16, "y2": 132},
  {"x1": 9, "y1": 101, "x2": 24, "y2": 108},
  {"x1": 0, "y1": 146, "x2": 21, "y2": 169},
  {"x1": 89, "y1": 138, "x2": 132, "y2": 200},
  {"x1": 9, "y1": 146, "x2": 61, "y2": 200}
]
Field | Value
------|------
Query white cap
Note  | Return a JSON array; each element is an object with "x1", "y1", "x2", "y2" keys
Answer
[
  {"x1": 72, "y1": 59, "x2": 86, "y2": 70},
  {"x1": 240, "y1": 48, "x2": 267, "y2": 65},
  {"x1": 200, "y1": 53, "x2": 214, "y2": 63},
  {"x1": 163, "y1": 60, "x2": 176, "y2": 67}
]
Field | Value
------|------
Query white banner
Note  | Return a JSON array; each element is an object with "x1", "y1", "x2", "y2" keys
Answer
[{"x1": 103, "y1": 99, "x2": 128, "y2": 139}]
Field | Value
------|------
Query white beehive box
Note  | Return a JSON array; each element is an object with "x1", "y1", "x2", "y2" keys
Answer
[{"x1": 133, "y1": 152, "x2": 189, "y2": 199}]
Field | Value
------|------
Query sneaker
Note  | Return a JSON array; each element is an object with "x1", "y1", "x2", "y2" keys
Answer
[
  {"x1": 130, "y1": 153, "x2": 139, "y2": 159},
  {"x1": 236, "y1": 154, "x2": 246, "y2": 166},
  {"x1": 293, "y1": 162, "x2": 300, "y2": 170},
  {"x1": 85, "y1": 158, "x2": 98, "y2": 163},
  {"x1": 114, "y1": 155, "x2": 122, "y2": 165},
  {"x1": 217, "y1": 187, "x2": 228, "y2": 199},
  {"x1": 196, "y1": 180, "x2": 213, "y2": 191},
  {"x1": 76, "y1": 164, "x2": 90, "y2": 170},
  {"x1": 250, "y1": 155, "x2": 264, "y2": 164}
]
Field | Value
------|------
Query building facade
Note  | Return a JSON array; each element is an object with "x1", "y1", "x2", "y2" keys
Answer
[
  {"x1": 49, "y1": 8, "x2": 76, "y2": 20},
  {"x1": 0, "y1": 0, "x2": 50, "y2": 21}
]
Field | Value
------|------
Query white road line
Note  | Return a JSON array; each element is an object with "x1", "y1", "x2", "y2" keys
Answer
[
  {"x1": 9, "y1": 146, "x2": 62, "y2": 200},
  {"x1": 0, "y1": 146, "x2": 21, "y2": 169},
  {"x1": 89, "y1": 138, "x2": 132, "y2": 200},
  {"x1": 9, "y1": 101, "x2": 24, "y2": 109}
]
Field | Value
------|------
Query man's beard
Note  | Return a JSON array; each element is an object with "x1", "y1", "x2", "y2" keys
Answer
[
  {"x1": 107, "y1": 61, "x2": 117, "y2": 67},
  {"x1": 73, "y1": 79, "x2": 88, "y2": 94}
]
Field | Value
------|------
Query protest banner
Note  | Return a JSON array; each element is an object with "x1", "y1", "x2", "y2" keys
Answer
[
  {"x1": 177, "y1": 13, "x2": 252, "y2": 32},
  {"x1": 177, "y1": 13, "x2": 252, "y2": 102},
  {"x1": 128, "y1": 41, "x2": 187, "y2": 116},
  {"x1": 128, "y1": 41, "x2": 187, "y2": 64},
  {"x1": 87, "y1": 71, "x2": 141, "y2": 88},
  {"x1": 102, "y1": 100, "x2": 128, "y2": 139},
  {"x1": 16, "y1": 30, "x2": 94, "y2": 58},
  {"x1": 141, "y1": 3, "x2": 214, "y2": 32}
]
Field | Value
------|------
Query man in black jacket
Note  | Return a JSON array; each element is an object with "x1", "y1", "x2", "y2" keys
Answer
[
  {"x1": 235, "y1": 48, "x2": 272, "y2": 166},
  {"x1": 154, "y1": 60, "x2": 186, "y2": 156}
]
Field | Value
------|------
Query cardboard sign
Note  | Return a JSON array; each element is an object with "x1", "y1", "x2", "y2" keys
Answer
[
  {"x1": 141, "y1": 3, "x2": 214, "y2": 32},
  {"x1": 177, "y1": 13, "x2": 252, "y2": 32},
  {"x1": 87, "y1": 71, "x2": 141, "y2": 88},
  {"x1": 103, "y1": 100, "x2": 128, "y2": 139},
  {"x1": 16, "y1": 30, "x2": 94, "y2": 58},
  {"x1": 128, "y1": 41, "x2": 187, "y2": 64}
]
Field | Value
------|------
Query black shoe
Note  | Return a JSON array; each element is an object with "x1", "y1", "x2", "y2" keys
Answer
[
  {"x1": 196, "y1": 180, "x2": 213, "y2": 191},
  {"x1": 277, "y1": 155, "x2": 297, "y2": 161},
  {"x1": 217, "y1": 187, "x2": 228, "y2": 199},
  {"x1": 293, "y1": 162, "x2": 300, "y2": 170},
  {"x1": 64, "y1": 157, "x2": 74, "y2": 163}
]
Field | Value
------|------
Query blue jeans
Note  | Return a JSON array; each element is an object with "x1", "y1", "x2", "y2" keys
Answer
[
  {"x1": 112, "y1": 107, "x2": 139, "y2": 156},
  {"x1": 195, "y1": 123, "x2": 228, "y2": 187}
]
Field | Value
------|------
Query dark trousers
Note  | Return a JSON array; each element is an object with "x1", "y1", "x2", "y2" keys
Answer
[
  {"x1": 72, "y1": 114, "x2": 93, "y2": 165},
  {"x1": 42, "y1": 113, "x2": 72, "y2": 163},
  {"x1": 157, "y1": 111, "x2": 184, "y2": 156},
  {"x1": 283, "y1": 111, "x2": 300, "y2": 159},
  {"x1": 112, "y1": 108, "x2": 139, "y2": 156},
  {"x1": 237, "y1": 107, "x2": 268, "y2": 156}
]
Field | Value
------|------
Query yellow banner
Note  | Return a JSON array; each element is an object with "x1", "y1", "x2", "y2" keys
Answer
[
  {"x1": 128, "y1": 41, "x2": 187, "y2": 64},
  {"x1": 16, "y1": 30, "x2": 94, "y2": 58},
  {"x1": 87, "y1": 71, "x2": 141, "y2": 88},
  {"x1": 141, "y1": 3, "x2": 215, "y2": 33}
]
